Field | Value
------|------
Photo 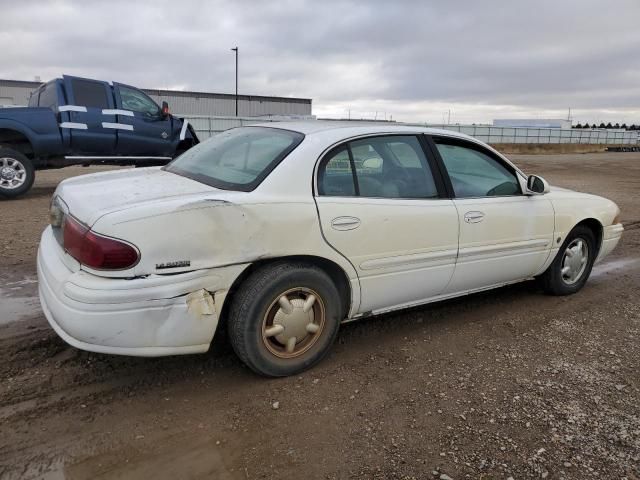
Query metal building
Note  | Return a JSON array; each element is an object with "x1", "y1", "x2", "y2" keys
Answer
[{"x1": 0, "y1": 78, "x2": 312, "y2": 116}]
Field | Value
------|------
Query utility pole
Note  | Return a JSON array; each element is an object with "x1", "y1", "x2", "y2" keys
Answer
[{"x1": 231, "y1": 47, "x2": 238, "y2": 116}]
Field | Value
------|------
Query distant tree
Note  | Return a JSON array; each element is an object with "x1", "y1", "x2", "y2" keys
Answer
[
  {"x1": 599, "y1": 122, "x2": 606, "y2": 129},
  {"x1": 606, "y1": 122, "x2": 613, "y2": 129},
  {"x1": 592, "y1": 124, "x2": 598, "y2": 129},
  {"x1": 614, "y1": 123, "x2": 620, "y2": 129},
  {"x1": 574, "y1": 123, "x2": 582, "y2": 128},
  {"x1": 630, "y1": 124, "x2": 638, "y2": 130},
  {"x1": 621, "y1": 123, "x2": 628, "y2": 130}
]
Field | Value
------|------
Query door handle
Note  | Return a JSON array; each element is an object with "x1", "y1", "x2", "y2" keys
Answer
[
  {"x1": 464, "y1": 211, "x2": 485, "y2": 223},
  {"x1": 331, "y1": 216, "x2": 361, "y2": 231}
]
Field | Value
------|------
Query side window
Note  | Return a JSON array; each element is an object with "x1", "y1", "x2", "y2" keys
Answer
[
  {"x1": 318, "y1": 136, "x2": 439, "y2": 199},
  {"x1": 118, "y1": 86, "x2": 160, "y2": 116},
  {"x1": 38, "y1": 83, "x2": 58, "y2": 109},
  {"x1": 28, "y1": 91, "x2": 40, "y2": 107},
  {"x1": 71, "y1": 79, "x2": 109, "y2": 108},
  {"x1": 318, "y1": 146, "x2": 356, "y2": 197},
  {"x1": 350, "y1": 136, "x2": 438, "y2": 199},
  {"x1": 434, "y1": 141, "x2": 521, "y2": 198}
]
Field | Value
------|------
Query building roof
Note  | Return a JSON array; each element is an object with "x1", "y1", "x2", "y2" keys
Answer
[{"x1": 0, "y1": 78, "x2": 311, "y2": 104}]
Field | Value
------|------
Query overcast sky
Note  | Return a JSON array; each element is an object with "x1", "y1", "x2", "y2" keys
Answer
[{"x1": 2, "y1": 0, "x2": 640, "y2": 124}]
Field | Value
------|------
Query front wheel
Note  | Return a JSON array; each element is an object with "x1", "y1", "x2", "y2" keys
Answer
[
  {"x1": 228, "y1": 262, "x2": 343, "y2": 377},
  {"x1": 0, "y1": 148, "x2": 35, "y2": 199},
  {"x1": 538, "y1": 225, "x2": 597, "y2": 295}
]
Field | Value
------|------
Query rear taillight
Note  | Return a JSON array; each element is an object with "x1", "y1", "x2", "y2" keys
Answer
[{"x1": 63, "y1": 216, "x2": 139, "y2": 270}]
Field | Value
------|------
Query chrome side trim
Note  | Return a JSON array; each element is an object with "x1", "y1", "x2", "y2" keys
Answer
[
  {"x1": 179, "y1": 119, "x2": 189, "y2": 140},
  {"x1": 101, "y1": 122, "x2": 134, "y2": 131},
  {"x1": 64, "y1": 156, "x2": 172, "y2": 161},
  {"x1": 458, "y1": 238, "x2": 550, "y2": 259},
  {"x1": 102, "y1": 109, "x2": 134, "y2": 117},
  {"x1": 58, "y1": 105, "x2": 87, "y2": 113},
  {"x1": 59, "y1": 122, "x2": 88, "y2": 130},
  {"x1": 360, "y1": 249, "x2": 458, "y2": 271}
]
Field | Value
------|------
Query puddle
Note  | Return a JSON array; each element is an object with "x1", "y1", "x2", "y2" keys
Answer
[
  {"x1": 0, "y1": 275, "x2": 41, "y2": 325},
  {"x1": 591, "y1": 257, "x2": 640, "y2": 278}
]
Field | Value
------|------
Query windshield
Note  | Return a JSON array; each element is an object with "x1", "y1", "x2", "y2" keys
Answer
[{"x1": 165, "y1": 127, "x2": 304, "y2": 191}]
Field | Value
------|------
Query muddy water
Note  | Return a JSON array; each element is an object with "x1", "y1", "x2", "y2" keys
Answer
[{"x1": 0, "y1": 276, "x2": 41, "y2": 324}]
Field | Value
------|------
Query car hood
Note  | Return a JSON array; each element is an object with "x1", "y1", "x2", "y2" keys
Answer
[{"x1": 55, "y1": 167, "x2": 238, "y2": 226}]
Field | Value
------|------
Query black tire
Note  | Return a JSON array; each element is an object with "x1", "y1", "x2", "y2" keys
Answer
[
  {"x1": 0, "y1": 148, "x2": 35, "y2": 199},
  {"x1": 538, "y1": 225, "x2": 597, "y2": 296},
  {"x1": 228, "y1": 262, "x2": 343, "y2": 377}
]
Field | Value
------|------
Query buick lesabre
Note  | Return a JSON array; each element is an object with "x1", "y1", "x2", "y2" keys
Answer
[{"x1": 37, "y1": 123, "x2": 623, "y2": 376}]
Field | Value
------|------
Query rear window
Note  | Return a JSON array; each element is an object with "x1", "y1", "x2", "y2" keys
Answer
[
  {"x1": 38, "y1": 82, "x2": 58, "y2": 109},
  {"x1": 165, "y1": 127, "x2": 304, "y2": 191}
]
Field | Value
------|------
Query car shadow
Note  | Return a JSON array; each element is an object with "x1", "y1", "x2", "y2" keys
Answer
[{"x1": 21, "y1": 279, "x2": 543, "y2": 395}]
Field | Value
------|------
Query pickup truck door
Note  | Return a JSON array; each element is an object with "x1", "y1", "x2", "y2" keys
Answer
[
  {"x1": 62, "y1": 75, "x2": 117, "y2": 154},
  {"x1": 112, "y1": 83, "x2": 175, "y2": 157}
]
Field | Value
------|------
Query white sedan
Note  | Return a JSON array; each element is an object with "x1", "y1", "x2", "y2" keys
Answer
[{"x1": 37, "y1": 123, "x2": 623, "y2": 376}]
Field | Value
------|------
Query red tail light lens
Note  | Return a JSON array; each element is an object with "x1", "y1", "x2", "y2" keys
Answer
[{"x1": 63, "y1": 216, "x2": 139, "y2": 270}]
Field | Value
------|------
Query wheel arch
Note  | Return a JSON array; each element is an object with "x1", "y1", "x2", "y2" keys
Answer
[
  {"x1": 0, "y1": 128, "x2": 34, "y2": 158},
  {"x1": 218, "y1": 254, "x2": 352, "y2": 330},
  {"x1": 574, "y1": 217, "x2": 603, "y2": 254}
]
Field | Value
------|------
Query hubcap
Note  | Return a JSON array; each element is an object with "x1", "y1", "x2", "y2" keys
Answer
[
  {"x1": 261, "y1": 287, "x2": 325, "y2": 359},
  {"x1": 561, "y1": 238, "x2": 589, "y2": 285},
  {"x1": 0, "y1": 157, "x2": 27, "y2": 190}
]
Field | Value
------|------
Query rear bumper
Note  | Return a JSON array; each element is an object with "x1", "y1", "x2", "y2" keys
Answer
[
  {"x1": 37, "y1": 226, "x2": 247, "y2": 356},
  {"x1": 596, "y1": 223, "x2": 624, "y2": 263}
]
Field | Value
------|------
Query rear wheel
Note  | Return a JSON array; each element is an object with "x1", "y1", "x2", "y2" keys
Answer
[
  {"x1": 228, "y1": 262, "x2": 342, "y2": 377},
  {"x1": 0, "y1": 148, "x2": 35, "y2": 199},
  {"x1": 539, "y1": 225, "x2": 597, "y2": 295}
]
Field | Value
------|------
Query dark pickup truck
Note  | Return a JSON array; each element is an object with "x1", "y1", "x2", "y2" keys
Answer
[{"x1": 0, "y1": 75, "x2": 198, "y2": 198}]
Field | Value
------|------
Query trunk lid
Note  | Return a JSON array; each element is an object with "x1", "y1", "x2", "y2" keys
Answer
[{"x1": 55, "y1": 167, "x2": 223, "y2": 226}]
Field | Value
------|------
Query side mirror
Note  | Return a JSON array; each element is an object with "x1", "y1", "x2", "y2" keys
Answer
[
  {"x1": 161, "y1": 101, "x2": 170, "y2": 118},
  {"x1": 526, "y1": 175, "x2": 550, "y2": 195}
]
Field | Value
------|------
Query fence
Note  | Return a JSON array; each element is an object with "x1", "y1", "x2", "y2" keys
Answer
[{"x1": 182, "y1": 115, "x2": 640, "y2": 145}]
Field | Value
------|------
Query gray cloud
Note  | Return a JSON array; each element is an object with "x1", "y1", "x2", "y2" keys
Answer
[{"x1": 1, "y1": 0, "x2": 640, "y2": 123}]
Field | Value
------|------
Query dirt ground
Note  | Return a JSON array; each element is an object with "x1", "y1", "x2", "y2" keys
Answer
[{"x1": 1, "y1": 154, "x2": 639, "y2": 480}]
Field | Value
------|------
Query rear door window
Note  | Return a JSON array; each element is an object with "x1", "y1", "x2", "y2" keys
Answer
[
  {"x1": 318, "y1": 135, "x2": 439, "y2": 199},
  {"x1": 71, "y1": 79, "x2": 109, "y2": 108}
]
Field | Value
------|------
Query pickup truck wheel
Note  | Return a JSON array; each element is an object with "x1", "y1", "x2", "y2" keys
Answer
[
  {"x1": 228, "y1": 262, "x2": 342, "y2": 377},
  {"x1": 538, "y1": 225, "x2": 596, "y2": 296},
  {"x1": 0, "y1": 148, "x2": 35, "y2": 199}
]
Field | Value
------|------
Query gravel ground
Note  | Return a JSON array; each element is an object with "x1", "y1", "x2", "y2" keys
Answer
[{"x1": 0, "y1": 153, "x2": 639, "y2": 480}]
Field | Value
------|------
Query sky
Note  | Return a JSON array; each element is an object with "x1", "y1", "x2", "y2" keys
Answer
[{"x1": 1, "y1": 0, "x2": 640, "y2": 125}]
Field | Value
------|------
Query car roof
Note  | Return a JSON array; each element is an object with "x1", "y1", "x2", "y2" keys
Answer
[{"x1": 251, "y1": 120, "x2": 474, "y2": 140}]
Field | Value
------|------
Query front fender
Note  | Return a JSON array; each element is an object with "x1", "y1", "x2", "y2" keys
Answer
[{"x1": 548, "y1": 190, "x2": 619, "y2": 243}]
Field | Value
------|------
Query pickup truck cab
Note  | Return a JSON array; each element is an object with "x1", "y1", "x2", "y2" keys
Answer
[{"x1": 0, "y1": 75, "x2": 198, "y2": 198}]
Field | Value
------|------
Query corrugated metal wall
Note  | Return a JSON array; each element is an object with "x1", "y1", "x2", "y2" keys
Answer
[
  {"x1": 0, "y1": 80, "x2": 312, "y2": 116},
  {"x1": 146, "y1": 91, "x2": 311, "y2": 116},
  {"x1": 0, "y1": 81, "x2": 37, "y2": 106}
]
